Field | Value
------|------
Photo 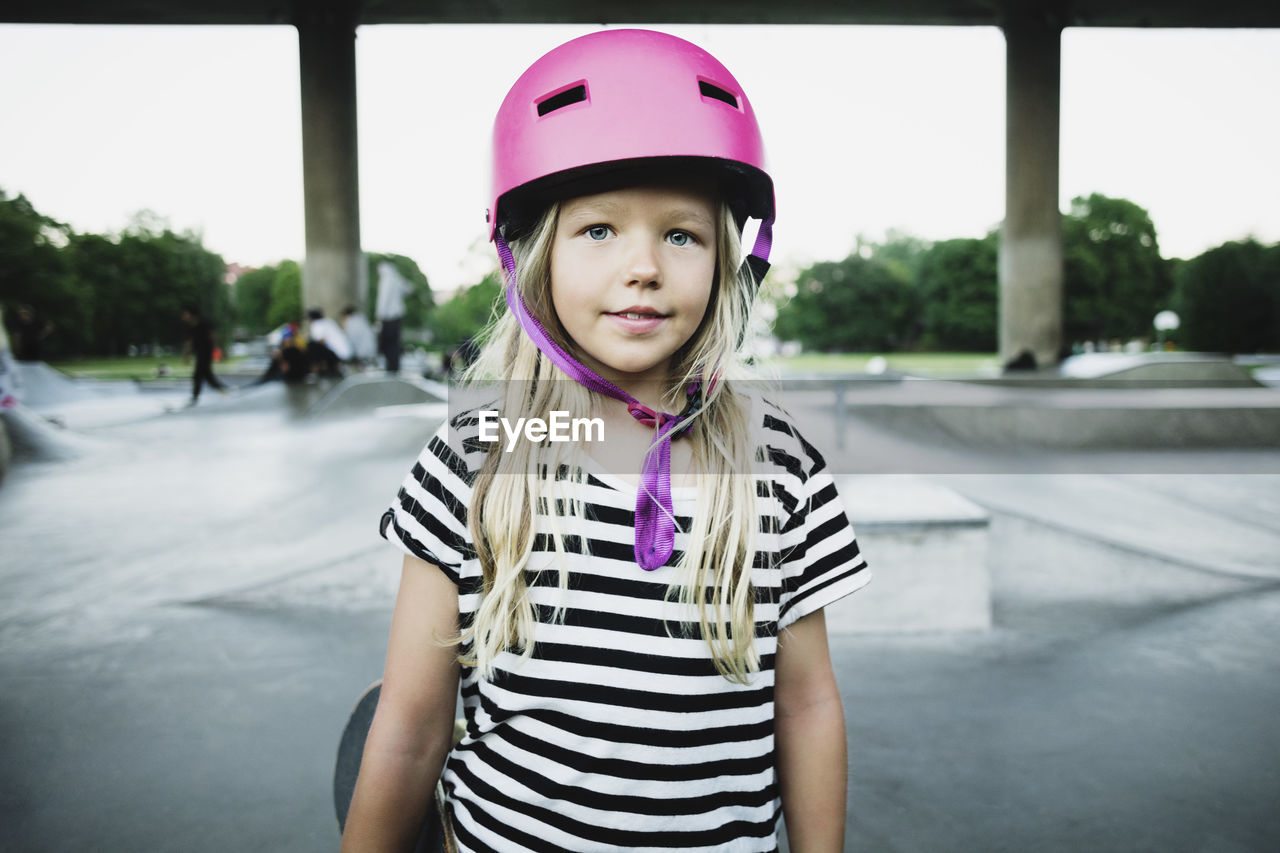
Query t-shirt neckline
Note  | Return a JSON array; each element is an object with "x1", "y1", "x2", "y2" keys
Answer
[{"x1": 578, "y1": 448, "x2": 700, "y2": 496}]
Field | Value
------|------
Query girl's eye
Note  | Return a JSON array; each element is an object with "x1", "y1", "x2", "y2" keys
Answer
[
  {"x1": 668, "y1": 230, "x2": 696, "y2": 247},
  {"x1": 585, "y1": 225, "x2": 611, "y2": 241}
]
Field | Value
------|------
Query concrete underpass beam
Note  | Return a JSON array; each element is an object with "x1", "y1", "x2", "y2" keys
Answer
[
  {"x1": 297, "y1": 10, "x2": 364, "y2": 324},
  {"x1": 1000, "y1": 12, "x2": 1064, "y2": 370}
]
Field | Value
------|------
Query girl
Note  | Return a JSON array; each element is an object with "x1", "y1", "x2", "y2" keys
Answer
[{"x1": 342, "y1": 29, "x2": 871, "y2": 853}]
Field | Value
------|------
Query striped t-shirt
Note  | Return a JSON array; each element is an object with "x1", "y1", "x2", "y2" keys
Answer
[{"x1": 380, "y1": 395, "x2": 870, "y2": 852}]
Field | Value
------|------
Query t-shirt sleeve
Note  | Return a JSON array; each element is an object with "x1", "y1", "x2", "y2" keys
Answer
[
  {"x1": 776, "y1": 435, "x2": 871, "y2": 630},
  {"x1": 379, "y1": 420, "x2": 475, "y2": 587}
]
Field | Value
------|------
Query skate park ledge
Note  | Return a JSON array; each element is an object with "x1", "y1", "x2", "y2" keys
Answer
[{"x1": 834, "y1": 475, "x2": 992, "y2": 634}]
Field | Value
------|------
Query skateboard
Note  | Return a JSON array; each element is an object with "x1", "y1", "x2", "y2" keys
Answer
[{"x1": 334, "y1": 679, "x2": 455, "y2": 853}]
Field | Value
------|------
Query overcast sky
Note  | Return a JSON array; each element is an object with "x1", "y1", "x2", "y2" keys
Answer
[{"x1": 1, "y1": 24, "x2": 1277, "y2": 294}]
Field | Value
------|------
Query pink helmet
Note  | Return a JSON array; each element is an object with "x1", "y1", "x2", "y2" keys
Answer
[
  {"x1": 487, "y1": 30, "x2": 775, "y2": 571},
  {"x1": 488, "y1": 28, "x2": 774, "y2": 240}
]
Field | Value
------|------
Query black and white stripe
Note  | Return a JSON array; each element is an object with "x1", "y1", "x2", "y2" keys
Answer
[{"x1": 380, "y1": 396, "x2": 870, "y2": 852}]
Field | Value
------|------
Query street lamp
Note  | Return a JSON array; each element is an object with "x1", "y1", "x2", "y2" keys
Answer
[{"x1": 1153, "y1": 310, "x2": 1180, "y2": 350}]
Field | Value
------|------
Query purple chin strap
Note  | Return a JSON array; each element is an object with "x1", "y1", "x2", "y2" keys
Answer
[{"x1": 493, "y1": 218, "x2": 773, "y2": 570}]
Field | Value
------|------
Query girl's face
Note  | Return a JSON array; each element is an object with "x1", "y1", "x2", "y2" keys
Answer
[{"x1": 549, "y1": 185, "x2": 717, "y2": 395}]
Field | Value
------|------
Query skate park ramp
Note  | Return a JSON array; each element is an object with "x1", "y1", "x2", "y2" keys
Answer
[
  {"x1": 12, "y1": 361, "x2": 143, "y2": 408},
  {"x1": 0, "y1": 403, "x2": 106, "y2": 462},
  {"x1": 304, "y1": 373, "x2": 447, "y2": 418},
  {"x1": 819, "y1": 381, "x2": 1280, "y2": 453},
  {"x1": 781, "y1": 353, "x2": 1280, "y2": 455},
  {"x1": 1024, "y1": 352, "x2": 1262, "y2": 388},
  {"x1": 1, "y1": 363, "x2": 129, "y2": 462},
  {"x1": 1256, "y1": 366, "x2": 1280, "y2": 388},
  {"x1": 6, "y1": 361, "x2": 188, "y2": 432}
]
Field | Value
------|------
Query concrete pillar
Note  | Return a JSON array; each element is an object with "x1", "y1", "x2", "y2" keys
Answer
[
  {"x1": 296, "y1": 9, "x2": 364, "y2": 324},
  {"x1": 999, "y1": 13, "x2": 1063, "y2": 370}
]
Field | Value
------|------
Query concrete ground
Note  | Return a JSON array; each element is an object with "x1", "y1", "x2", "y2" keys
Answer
[{"x1": 1, "y1": 374, "x2": 1278, "y2": 852}]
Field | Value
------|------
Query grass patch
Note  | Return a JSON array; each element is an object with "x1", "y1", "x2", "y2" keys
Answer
[
  {"x1": 50, "y1": 355, "x2": 249, "y2": 381},
  {"x1": 50, "y1": 352, "x2": 999, "y2": 380},
  {"x1": 764, "y1": 352, "x2": 999, "y2": 375}
]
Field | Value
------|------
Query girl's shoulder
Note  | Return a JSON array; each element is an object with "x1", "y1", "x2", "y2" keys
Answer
[
  {"x1": 739, "y1": 389, "x2": 831, "y2": 486},
  {"x1": 380, "y1": 403, "x2": 496, "y2": 575},
  {"x1": 412, "y1": 402, "x2": 498, "y2": 492}
]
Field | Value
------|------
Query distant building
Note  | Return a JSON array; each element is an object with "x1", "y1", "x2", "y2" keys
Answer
[{"x1": 224, "y1": 262, "x2": 254, "y2": 286}]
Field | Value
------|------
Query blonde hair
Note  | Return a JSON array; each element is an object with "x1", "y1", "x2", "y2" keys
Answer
[{"x1": 457, "y1": 195, "x2": 765, "y2": 683}]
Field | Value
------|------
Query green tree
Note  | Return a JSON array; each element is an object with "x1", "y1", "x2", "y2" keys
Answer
[
  {"x1": 366, "y1": 252, "x2": 434, "y2": 328},
  {"x1": 916, "y1": 234, "x2": 999, "y2": 351},
  {"x1": 267, "y1": 260, "x2": 303, "y2": 330},
  {"x1": 97, "y1": 223, "x2": 230, "y2": 354},
  {"x1": 138, "y1": 227, "x2": 229, "y2": 351},
  {"x1": 1173, "y1": 239, "x2": 1280, "y2": 353},
  {"x1": 2, "y1": 193, "x2": 229, "y2": 356},
  {"x1": 774, "y1": 252, "x2": 916, "y2": 352},
  {"x1": 66, "y1": 232, "x2": 132, "y2": 354},
  {"x1": 1062, "y1": 193, "x2": 1171, "y2": 344},
  {"x1": 870, "y1": 229, "x2": 928, "y2": 284},
  {"x1": 0, "y1": 190, "x2": 88, "y2": 358},
  {"x1": 233, "y1": 264, "x2": 278, "y2": 335},
  {"x1": 428, "y1": 272, "x2": 502, "y2": 351}
]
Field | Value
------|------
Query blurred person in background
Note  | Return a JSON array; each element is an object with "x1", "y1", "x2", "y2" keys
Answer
[
  {"x1": 181, "y1": 306, "x2": 227, "y2": 406},
  {"x1": 11, "y1": 305, "x2": 54, "y2": 362},
  {"x1": 251, "y1": 324, "x2": 309, "y2": 386},
  {"x1": 342, "y1": 305, "x2": 377, "y2": 369},
  {"x1": 374, "y1": 261, "x2": 412, "y2": 374},
  {"x1": 0, "y1": 307, "x2": 20, "y2": 410},
  {"x1": 306, "y1": 307, "x2": 352, "y2": 378}
]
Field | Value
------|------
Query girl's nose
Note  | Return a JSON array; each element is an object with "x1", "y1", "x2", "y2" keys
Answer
[{"x1": 625, "y1": 238, "x2": 662, "y2": 287}]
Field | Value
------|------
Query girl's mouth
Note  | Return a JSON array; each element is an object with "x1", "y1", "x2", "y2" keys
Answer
[{"x1": 606, "y1": 311, "x2": 668, "y2": 333}]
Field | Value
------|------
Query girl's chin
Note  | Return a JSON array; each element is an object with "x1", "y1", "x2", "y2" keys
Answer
[
  {"x1": 582, "y1": 357, "x2": 673, "y2": 386},
  {"x1": 600, "y1": 364, "x2": 668, "y2": 382}
]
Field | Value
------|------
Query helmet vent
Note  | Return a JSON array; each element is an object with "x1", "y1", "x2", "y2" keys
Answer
[
  {"x1": 698, "y1": 80, "x2": 739, "y2": 109},
  {"x1": 536, "y1": 83, "x2": 588, "y2": 117}
]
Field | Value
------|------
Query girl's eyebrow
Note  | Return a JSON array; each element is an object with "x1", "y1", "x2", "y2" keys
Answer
[
  {"x1": 562, "y1": 200, "x2": 714, "y2": 228},
  {"x1": 665, "y1": 207, "x2": 714, "y2": 229},
  {"x1": 561, "y1": 200, "x2": 625, "y2": 222}
]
